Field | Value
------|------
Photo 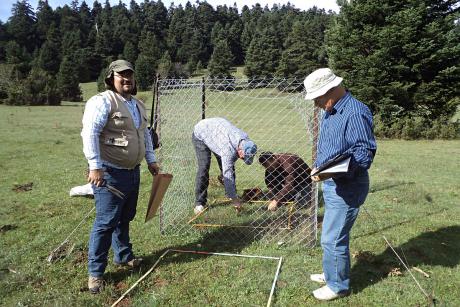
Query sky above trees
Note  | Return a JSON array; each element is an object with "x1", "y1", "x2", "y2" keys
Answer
[{"x1": 0, "y1": 0, "x2": 339, "y2": 22}]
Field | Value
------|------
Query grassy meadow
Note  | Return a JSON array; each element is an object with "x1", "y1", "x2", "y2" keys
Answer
[{"x1": 0, "y1": 83, "x2": 459, "y2": 306}]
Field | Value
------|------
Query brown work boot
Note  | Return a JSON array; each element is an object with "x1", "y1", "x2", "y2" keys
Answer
[
  {"x1": 116, "y1": 257, "x2": 143, "y2": 268},
  {"x1": 88, "y1": 276, "x2": 104, "y2": 294}
]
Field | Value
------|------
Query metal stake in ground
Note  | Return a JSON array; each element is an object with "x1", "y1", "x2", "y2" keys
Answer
[
  {"x1": 47, "y1": 206, "x2": 95, "y2": 263},
  {"x1": 362, "y1": 207, "x2": 433, "y2": 303}
]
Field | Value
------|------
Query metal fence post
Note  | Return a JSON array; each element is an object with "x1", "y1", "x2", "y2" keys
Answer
[
  {"x1": 201, "y1": 77, "x2": 206, "y2": 119},
  {"x1": 311, "y1": 106, "x2": 320, "y2": 244},
  {"x1": 155, "y1": 74, "x2": 161, "y2": 144}
]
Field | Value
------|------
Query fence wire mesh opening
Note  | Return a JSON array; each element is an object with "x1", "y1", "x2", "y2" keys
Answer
[{"x1": 156, "y1": 77, "x2": 319, "y2": 246}]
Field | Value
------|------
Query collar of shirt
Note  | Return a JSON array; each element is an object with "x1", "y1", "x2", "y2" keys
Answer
[{"x1": 326, "y1": 91, "x2": 350, "y2": 117}]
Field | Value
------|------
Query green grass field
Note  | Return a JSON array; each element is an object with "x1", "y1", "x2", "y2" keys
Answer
[{"x1": 0, "y1": 84, "x2": 459, "y2": 306}]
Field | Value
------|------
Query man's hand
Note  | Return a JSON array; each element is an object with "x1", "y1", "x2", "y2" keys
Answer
[
  {"x1": 268, "y1": 200, "x2": 278, "y2": 211},
  {"x1": 310, "y1": 168, "x2": 334, "y2": 182},
  {"x1": 148, "y1": 162, "x2": 160, "y2": 176},
  {"x1": 88, "y1": 169, "x2": 104, "y2": 187},
  {"x1": 232, "y1": 198, "x2": 242, "y2": 213}
]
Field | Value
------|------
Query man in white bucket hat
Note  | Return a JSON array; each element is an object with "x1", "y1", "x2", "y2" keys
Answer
[{"x1": 305, "y1": 68, "x2": 377, "y2": 301}]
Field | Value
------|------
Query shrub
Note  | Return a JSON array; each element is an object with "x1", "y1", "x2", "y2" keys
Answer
[
  {"x1": 4, "y1": 68, "x2": 61, "y2": 105},
  {"x1": 374, "y1": 116, "x2": 459, "y2": 139}
]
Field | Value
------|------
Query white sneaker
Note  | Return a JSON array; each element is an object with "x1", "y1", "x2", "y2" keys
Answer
[
  {"x1": 310, "y1": 273, "x2": 326, "y2": 284},
  {"x1": 313, "y1": 285, "x2": 347, "y2": 301},
  {"x1": 194, "y1": 205, "x2": 205, "y2": 215}
]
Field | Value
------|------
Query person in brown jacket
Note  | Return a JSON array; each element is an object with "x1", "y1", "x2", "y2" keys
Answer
[{"x1": 258, "y1": 152, "x2": 312, "y2": 211}]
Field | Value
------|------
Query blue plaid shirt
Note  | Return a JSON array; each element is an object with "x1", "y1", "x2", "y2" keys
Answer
[
  {"x1": 314, "y1": 92, "x2": 376, "y2": 173},
  {"x1": 81, "y1": 94, "x2": 156, "y2": 170},
  {"x1": 193, "y1": 117, "x2": 249, "y2": 199}
]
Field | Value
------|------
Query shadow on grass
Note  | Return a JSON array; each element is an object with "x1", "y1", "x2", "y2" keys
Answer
[
  {"x1": 354, "y1": 208, "x2": 447, "y2": 239},
  {"x1": 369, "y1": 180, "x2": 415, "y2": 193},
  {"x1": 106, "y1": 226, "x2": 260, "y2": 285},
  {"x1": 350, "y1": 225, "x2": 460, "y2": 297}
]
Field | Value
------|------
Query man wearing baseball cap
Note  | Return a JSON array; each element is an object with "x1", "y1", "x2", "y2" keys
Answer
[
  {"x1": 192, "y1": 117, "x2": 257, "y2": 214},
  {"x1": 81, "y1": 60, "x2": 160, "y2": 293},
  {"x1": 305, "y1": 68, "x2": 377, "y2": 300}
]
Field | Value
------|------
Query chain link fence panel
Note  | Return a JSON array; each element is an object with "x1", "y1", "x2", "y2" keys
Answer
[{"x1": 155, "y1": 77, "x2": 319, "y2": 246}]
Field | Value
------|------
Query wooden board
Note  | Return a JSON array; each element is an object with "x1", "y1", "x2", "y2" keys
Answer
[{"x1": 145, "y1": 173, "x2": 173, "y2": 223}]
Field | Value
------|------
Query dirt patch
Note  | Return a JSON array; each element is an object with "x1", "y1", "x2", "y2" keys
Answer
[
  {"x1": 113, "y1": 298, "x2": 132, "y2": 307},
  {"x1": 352, "y1": 250, "x2": 377, "y2": 263},
  {"x1": 316, "y1": 215, "x2": 323, "y2": 228},
  {"x1": 154, "y1": 277, "x2": 169, "y2": 287},
  {"x1": 114, "y1": 281, "x2": 129, "y2": 291},
  {"x1": 241, "y1": 187, "x2": 264, "y2": 201},
  {"x1": 47, "y1": 241, "x2": 74, "y2": 263},
  {"x1": 0, "y1": 224, "x2": 18, "y2": 233},
  {"x1": 277, "y1": 280, "x2": 288, "y2": 288},
  {"x1": 32, "y1": 277, "x2": 47, "y2": 289},
  {"x1": 12, "y1": 182, "x2": 33, "y2": 192},
  {"x1": 72, "y1": 248, "x2": 87, "y2": 266}
]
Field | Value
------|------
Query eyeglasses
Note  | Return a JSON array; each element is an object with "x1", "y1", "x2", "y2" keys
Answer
[{"x1": 114, "y1": 72, "x2": 134, "y2": 79}]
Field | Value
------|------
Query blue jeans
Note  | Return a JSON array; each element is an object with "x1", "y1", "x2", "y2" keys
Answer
[
  {"x1": 321, "y1": 171, "x2": 369, "y2": 293},
  {"x1": 88, "y1": 165, "x2": 140, "y2": 277}
]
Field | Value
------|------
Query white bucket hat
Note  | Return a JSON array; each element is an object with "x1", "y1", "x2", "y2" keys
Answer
[{"x1": 304, "y1": 68, "x2": 343, "y2": 100}]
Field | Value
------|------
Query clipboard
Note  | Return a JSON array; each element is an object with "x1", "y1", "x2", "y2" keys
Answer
[
  {"x1": 311, "y1": 153, "x2": 351, "y2": 176},
  {"x1": 145, "y1": 173, "x2": 173, "y2": 222}
]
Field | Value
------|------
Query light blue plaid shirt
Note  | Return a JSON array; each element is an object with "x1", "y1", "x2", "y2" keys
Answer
[
  {"x1": 81, "y1": 93, "x2": 156, "y2": 170},
  {"x1": 193, "y1": 117, "x2": 249, "y2": 199}
]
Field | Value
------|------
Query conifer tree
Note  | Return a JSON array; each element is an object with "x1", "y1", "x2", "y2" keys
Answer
[
  {"x1": 211, "y1": 22, "x2": 226, "y2": 46},
  {"x1": 79, "y1": 1, "x2": 93, "y2": 43},
  {"x1": 167, "y1": 5, "x2": 185, "y2": 62},
  {"x1": 57, "y1": 56, "x2": 82, "y2": 101},
  {"x1": 138, "y1": 30, "x2": 161, "y2": 62},
  {"x1": 128, "y1": 0, "x2": 143, "y2": 46},
  {"x1": 37, "y1": 24, "x2": 61, "y2": 74},
  {"x1": 94, "y1": 0, "x2": 113, "y2": 56},
  {"x1": 208, "y1": 39, "x2": 233, "y2": 78},
  {"x1": 327, "y1": 0, "x2": 460, "y2": 122},
  {"x1": 0, "y1": 22, "x2": 8, "y2": 61},
  {"x1": 123, "y1": 41, "x2": 138, "y2": 64},
  {"x1": 135, "y1": 54, "x2": 155, "y2": 90},
  {"x1": 194, "y1": 2, "x2": 217, "y2": 63},
  {"x1": 111, "y1": 2, "x2": 131, "y2": 57},
  {"x1": 23, "y1": 67, "x2": 61, "y2": 105},
  {"x1": 277, "y1": 10, "x2": 330, "y2": 79},
  {"x1": 244, "y1": 25, "x2": 281, "y2": 79},
  {"x1": 58, "y1": 4, "x2": 80, "y2": 34},
  {"x1": 36, "y1": 0, "x2": 55, "y2": 45},
  {"x1": 7, "y1": 0, "x2": 36, "y2": 53},
  {"x1": 227, "y1": 20, "x2": 244, "y2": 65},
  {"x1": 5, "y1": 41, "x2": 31, "y2": 79},
  {"x1": 61, "y1": 30, "x2": 82, "y2": 58},
  {"x1": 157, "y1": 51, "x2": 173, "y2": 78}
]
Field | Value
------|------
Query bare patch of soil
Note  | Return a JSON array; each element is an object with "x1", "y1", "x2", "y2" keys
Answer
[{"x1": 12, "y1": 182, "x2": 33, "y2": 192}]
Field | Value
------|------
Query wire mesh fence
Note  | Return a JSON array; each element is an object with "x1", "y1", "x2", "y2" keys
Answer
[{"x1": 155, "y1": 77, "x2": 319, "y2": 246}]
